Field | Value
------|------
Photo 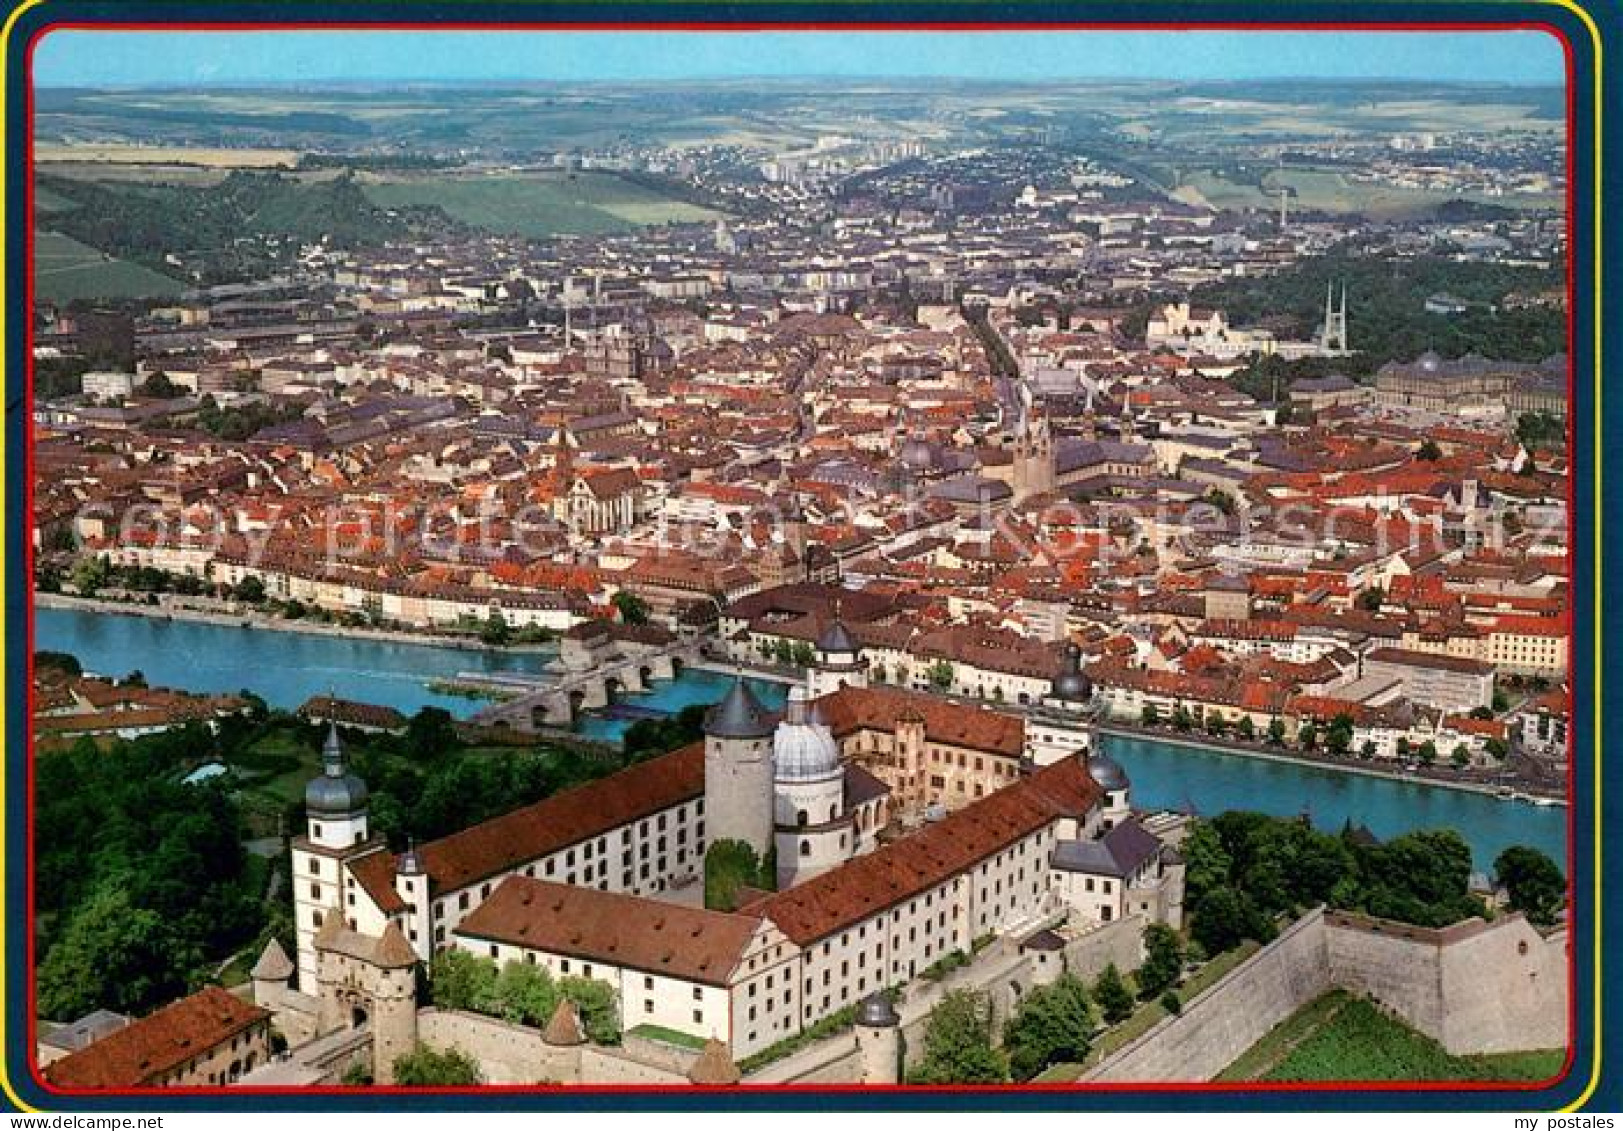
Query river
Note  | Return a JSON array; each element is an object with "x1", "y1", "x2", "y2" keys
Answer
[{"x1": 35, "y1": 605, "x2": 1565, "y2": 868}]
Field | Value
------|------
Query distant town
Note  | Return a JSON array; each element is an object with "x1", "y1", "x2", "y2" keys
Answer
[{"x1": 29, "y1": 69, "x2": 1571, "y2": 1093}]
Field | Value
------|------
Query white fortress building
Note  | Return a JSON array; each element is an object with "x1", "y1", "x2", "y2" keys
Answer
[{"x1": 268, "y1": 620, "x2": 1184, "y2": 1077}]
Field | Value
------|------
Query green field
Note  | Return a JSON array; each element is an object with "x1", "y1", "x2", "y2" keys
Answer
[
  {"x1": 1220, "y1": 991, "x2": 1566, "y2": 1083},
  {"x1": 361, "y1": 171, "x2": 722, "y2": 238},
  {"x1": 33, "y1": 228, "x2": 185, "y2": 302},
  {"x1": 1179, "y1": 165, "x2": 1561, "y2": 219}
]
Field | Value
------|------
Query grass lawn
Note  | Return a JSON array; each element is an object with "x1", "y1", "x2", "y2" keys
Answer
[
  {"x1": 361, "y1": 171, "x2": 720, "y2": 238},
  {"x1": 33, "y1": 228, "x2": 185, "y2": 302},
  {"x1": 1225, "y1": 992, "x2": 1565, "y2": 1083},
  {"x1": 627, "y1": 1023, "x2": 707, "y2": 1051}
]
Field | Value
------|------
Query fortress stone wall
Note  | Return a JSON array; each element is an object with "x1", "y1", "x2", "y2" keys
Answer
[
  {"x1": 1085, "y1": 910, "x2": 1332, "y2": 1082},
  {"x1": 1326, "y1": 910, "x2": 1568, "y2": 1056},
  {"x1": 1088, "y1": 907, "x2": 1569, "y2": 1082}
]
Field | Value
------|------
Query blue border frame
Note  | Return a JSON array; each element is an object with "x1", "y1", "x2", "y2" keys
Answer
[{"x1": 2, "y1": 0, "x2": 1611, "y2": 1112}]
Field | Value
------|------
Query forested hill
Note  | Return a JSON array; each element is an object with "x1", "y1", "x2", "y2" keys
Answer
[
  {"x1": 1181, "y1": 247, "x2": 1566, "y2": 373},
  {"x1": 38, "y1": 171, "x2": 458, "y2": 286}
]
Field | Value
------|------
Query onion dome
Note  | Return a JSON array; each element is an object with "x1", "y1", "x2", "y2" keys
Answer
[
  {"x1": 817, "y1": 616, "x2": 858, "y2": 656},
  {"x1": 774, "y1": 687, "x2": 841, "y2": 781},
  {"x1": 305, "y1": 722, "x2": 370, "y2": 816},
  {"x1": 705, "y1": 676, "x2": 774, "y2": 739},
  {"x1": 1087, "y1": 742, "x2": 1129, "y2": 793},
  {"x1": 1051, "y1": 642, "x2": 1094, "y2": 704},
  {"x1": 857, "y1": 992, "x2": 900, "y2": 1028}
]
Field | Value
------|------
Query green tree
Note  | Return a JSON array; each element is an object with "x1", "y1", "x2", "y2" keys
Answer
[
  {"x1": 1092, "y1": 964, "x2": 1135, "y2": 1025},
  {"x1": 1141, "y1": 703, "x2": 1161, "y2": 727},
  {"x1": 1189, "y1": 887, "x2": 1276, "y2": 956},
  {"x1": 1358, "y1": 587, "x2": 1385, "y2": 612},
  {"x1": 493, "y1": 959, "x2": 559, "y2": 1027},
  {"x1": 1002, "y1": 973, "x2": 1093, "y2": 1080},
  {"x1": 1298, "y1": 722, "x2": 1319, "y2": 750},
  {"x1": 233, "y1": 575, "x2": 267, "y2": 604},
  {"x1": 1136, "y1": 923, "x2": 1186, "y2": 1000},
  {"x1": 480, "y1": 610, "x2": 512, "y2": 646},
  {"x1": 772, "y1": 637, "x2": 794, "y2": 665},
  {"x1": 612, "y1": 590, "x2": 651, "y2": 626},
  {"x1": 429, "y1": 949, "x2": 500, "y2": 1013},
  {"x1": 1493, "y1": 846, "x2": 1565, "y2": 927},
  {"x1": 1268, "y1": 717, "x2": 1287, "y2": 746},
  {"x1": 928, "y1": 660, "x2": 955, "y2": 691},
  {"x1": 36, "y1": 880, "x2": 201, "y2": 1019},
  {"x1": 791, "y1": 641, "x2": 816, "y2": 668},
  {"x1": 704, "y1": 839, "x2": 772, "y2": 911},
  {"x1": 1172, "y1": 705, "x2": 1193, "y2": 733},
  {"x1": 1451, "y1": 743, "x2": 1472, "y2": 768},
  {"x1": 392, "y1": 1045, "x2": 483, "y2": 1085},
  {"x1": 1418, "y1": 740, "x2": 1438, "y2": 765},
  {"x1": 405, "y1": 706, "x2": 460, "y2": 760},
  {"x1": 559, "y1": 976, "x2": 620, "y2": 1044},
  {"x1": 1360, "y1": 739, "x2": 1377, "y2": 760},
  {"x1": 1181, "y1": 821, "x2": 1233, "y2": 904},
  {"x1": 70, "y1": 554, "x2": 110, "y2": 597},
  {"x1": 909, "y1": 990, "x2": 1008, "y2": 1084},
  {"x1": 1237, "y1": 716, "x2": 1256, "y2": 741},
  {"x1": 1484, "y1": 736, "x2": 1510, "y2": 760}
]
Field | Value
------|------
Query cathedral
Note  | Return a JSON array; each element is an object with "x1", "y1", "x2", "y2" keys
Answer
[{"x1": 254, "y1": 615, "x2": 1183, "y2": 1080}]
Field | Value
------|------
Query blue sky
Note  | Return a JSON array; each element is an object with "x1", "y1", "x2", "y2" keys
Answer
[{"x1": 33, "y1": 29, "x2": 1565, "y2": 88}]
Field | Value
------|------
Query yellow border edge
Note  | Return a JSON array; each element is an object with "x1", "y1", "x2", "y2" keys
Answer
[{"x1": 0, "y1": 2, "x2": 1605, "y2": 1116}]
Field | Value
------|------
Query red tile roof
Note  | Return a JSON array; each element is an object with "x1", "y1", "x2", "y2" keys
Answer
[
  {"x1": 417, "y1": 742, "x2": 705, "y2": 896},
  {"x1": 44, "y1": 987, "x2": 269, "y2": 1089},
  {"x1": 454, "y1": 876, "x2": 759, "y2": 986},
  {"x1": 815, "y1": 685, "x2": 1025, "y2": 758},
  {"x1": 757, "y1": 756, "x2": 1100, "y2": 945}
]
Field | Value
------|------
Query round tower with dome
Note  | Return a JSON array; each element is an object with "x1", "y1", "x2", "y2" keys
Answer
[
  {"x1": 1026, "y1": 641, "x2": 1098, "y2": 766},
  {"x1": 290, "y1": 722, "x2": 375, "y2": 991},
  {"x1": 1086, "y1": 739, "x2": 1132, "y2": 833},
  {"x1": 807, "y1": 608, "x2": 866, "y2": 699},
  {"x1": 772, "y1": 686, "x2": 851, "y2": 888},
  {"x1": 702, "y1": 676, "x2": 777, "y2": 859}
]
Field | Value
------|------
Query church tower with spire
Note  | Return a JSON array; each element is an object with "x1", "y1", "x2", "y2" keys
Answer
[
  {"x1": 1011, "y1": 390, "x2": 1055, "y2": 504},
  {"x1": 290, "y1": 722, "x2": 377, "y2": 991}
]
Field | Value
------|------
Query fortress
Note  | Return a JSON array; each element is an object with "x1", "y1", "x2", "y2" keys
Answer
[{"x1": 248, "y1": 621, "x2": 1188, "y2": 1084}]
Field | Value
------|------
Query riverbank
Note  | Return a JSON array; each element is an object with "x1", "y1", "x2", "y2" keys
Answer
[
  {"x1": 1097, "y1": 722, "x2": 1566, "y2": 806},
  {"x1": 34, "y1": 592, "x2": 558, "y2": 656}
]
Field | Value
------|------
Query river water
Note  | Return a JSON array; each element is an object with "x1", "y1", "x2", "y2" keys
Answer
[{"x1": 36, "y1": 605, "x2": 1565, "y2": 868}]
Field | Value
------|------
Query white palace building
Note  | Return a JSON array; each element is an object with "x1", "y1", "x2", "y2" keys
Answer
[{"x1": 274, "y1": 619, "x2": 1184, "y2": 1073}]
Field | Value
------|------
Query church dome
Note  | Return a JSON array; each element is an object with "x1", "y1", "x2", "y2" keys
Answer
[
  {"x1": 1052, "y1": 642, "x2": 1094, "y2": 703},
  {"x1": 774, "y1": 687, "x2": 841, "y2": 781},
  {"x1": 1087, "y1": 745, "x2": 1129, "y2": 793},
  {"x1": 305, "y1": 723, "x2": 370, "y2": 816}
]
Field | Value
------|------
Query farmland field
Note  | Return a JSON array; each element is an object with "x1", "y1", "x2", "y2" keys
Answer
[
  {"x1": 35, "y1": 143, "x2": 301, "y2": 167},
  {"x1": 1220, "y1": 991, "x2": 1565, "y2": 1083},
  {"x1": 1179, "y1": 165, "x2": 1561, "y2": 219},
  {"x1": 360, "y1": 171, "x2": 722, "y2": 237},
  {"x1": 33, "y1": 229, "x2": 186, "y2": 302}
]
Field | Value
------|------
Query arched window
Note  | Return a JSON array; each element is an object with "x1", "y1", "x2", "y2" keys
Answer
[
  {"x1": 797, "y1": 809, "x2": 808, "y2": 827},
  {"x1": 800, "y1": 841, "x2": 811, "y2": 857}
]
